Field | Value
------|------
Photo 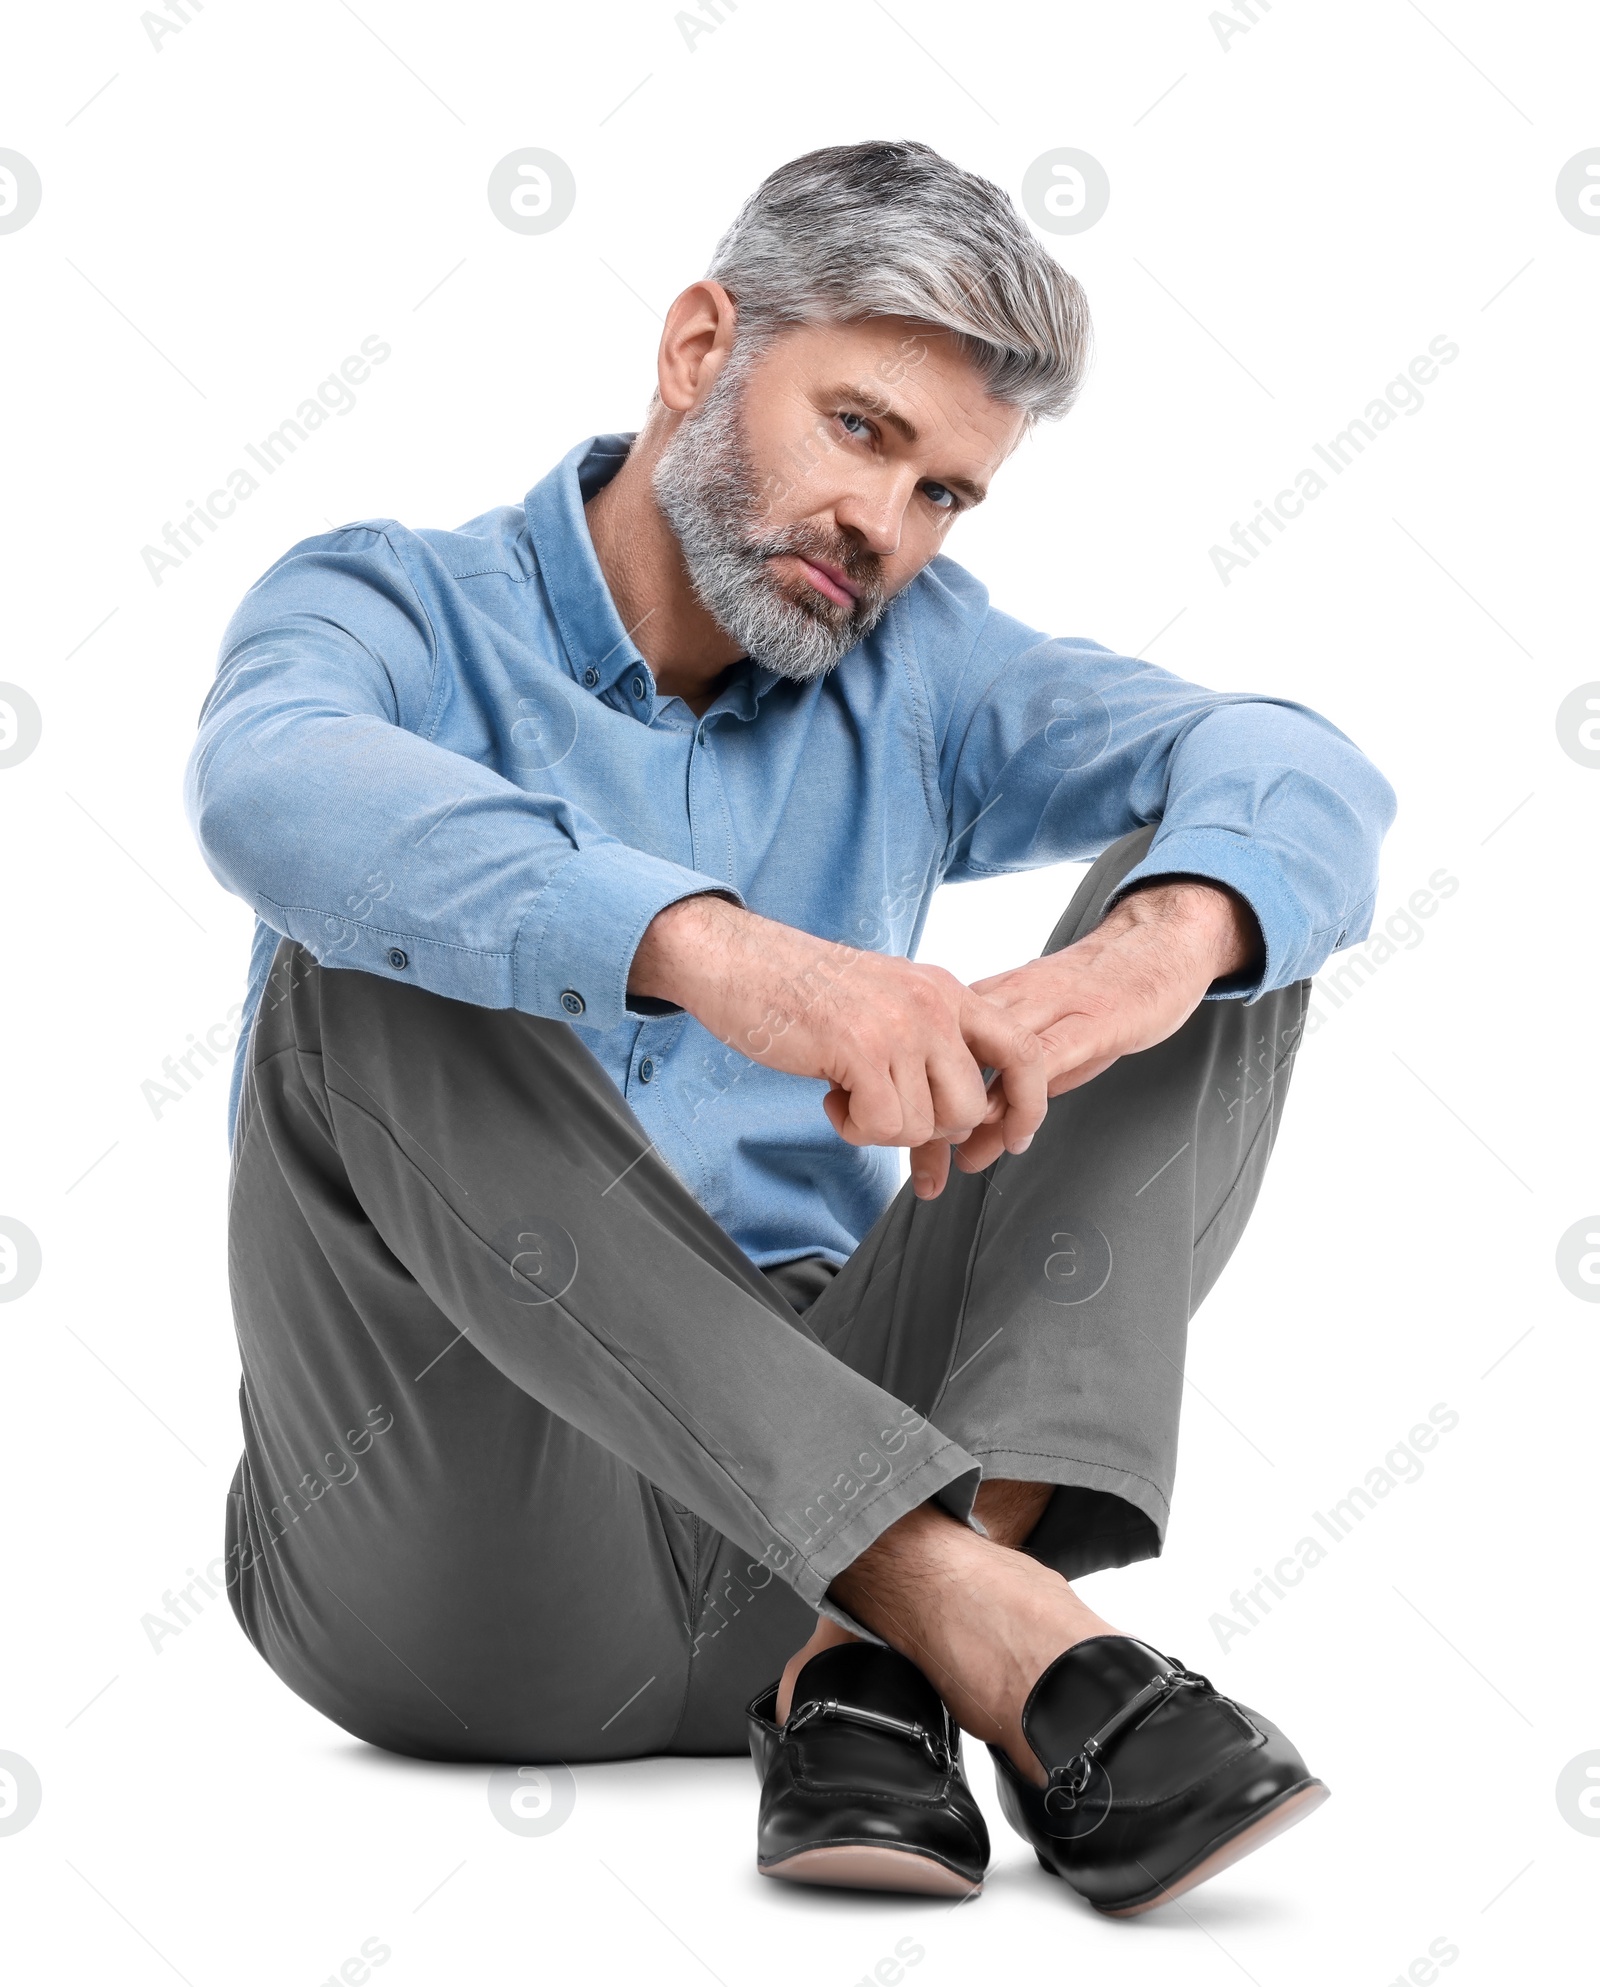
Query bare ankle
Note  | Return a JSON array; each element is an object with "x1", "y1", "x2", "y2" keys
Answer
[
  {"x1": 775, "y1": 1614, "x2": 859, "y2": 1723},
  {"x1": 824, "y1": 1501, "x2": 1120, "y2": 1785},
  {"x1": 972, "y1": 1476, "x2": 1052, "y2": 1550}
]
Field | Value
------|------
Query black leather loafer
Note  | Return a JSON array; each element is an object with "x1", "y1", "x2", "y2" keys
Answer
[
  {"x1": 990, "y1": 1635, "x2": 1328, "y2": 1916},
  {"x1": 746, "y1": 1643, "x2": 989, "y2": 1897}
]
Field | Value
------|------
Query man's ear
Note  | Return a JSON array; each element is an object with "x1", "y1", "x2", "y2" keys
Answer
[{"x1": 657, "y1": 280, "x2": 739, "y2": 413}]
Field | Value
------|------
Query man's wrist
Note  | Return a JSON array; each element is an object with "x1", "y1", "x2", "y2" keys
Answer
[
  {"x1": 1105, "y1": 877, "x2": 1264, "y2": 983},
  {"x1": 627, "y1": 891, "x2": 742, "y2": 1006}
]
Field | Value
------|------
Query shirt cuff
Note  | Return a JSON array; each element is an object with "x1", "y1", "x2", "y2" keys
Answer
[
  {"x1": 513, "y1": 841, "x2": 743, "y2": 1030},
  {"x1": 1103, "y1": 827, "x2": 1314, "y2": 1002}
]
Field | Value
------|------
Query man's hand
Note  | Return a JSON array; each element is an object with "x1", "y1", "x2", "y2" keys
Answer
[
  {"x1": 936, "y1": 879, "x2": 1264, "y2": 1180},
  {"x1": 629, "y1": 895, "x2": 1047, "y2": 1191}
]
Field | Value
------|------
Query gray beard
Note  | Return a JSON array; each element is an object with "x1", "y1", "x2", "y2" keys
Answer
[{"x1": 651, "y1": 353, "x2": 887, "y2": 683}]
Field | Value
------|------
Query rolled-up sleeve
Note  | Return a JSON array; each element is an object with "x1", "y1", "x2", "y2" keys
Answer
[
  {"x1": 909, "y1": 564, "x2": 1397, "y2": 997},
  {"x1": 185, "y1": 524, "x2": 737, "y2": 1028}
]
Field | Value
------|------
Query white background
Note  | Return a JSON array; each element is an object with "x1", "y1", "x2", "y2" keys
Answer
[{"x1": 2, "y1": 1, "x2": 1596, "y2": 1981}]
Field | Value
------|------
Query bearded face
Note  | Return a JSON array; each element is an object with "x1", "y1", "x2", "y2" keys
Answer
[{"x1": 651, "y1": 344, "x2": 890, "y2": 684}]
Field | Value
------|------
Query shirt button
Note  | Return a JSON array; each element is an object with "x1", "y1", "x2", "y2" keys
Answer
[
  {"x1": 386, "y1": 948, "x2": 408, "y2": 971},
  {"x1": 630, "y1": 675, "x2": 647, "y2": 700},
  {"x1": 559, "y1": 989, "x2": 586, "y2": 1017},
  {"x1": 638, "y1": 1056, "x2": 656, "y2": 1084},
  {"x1": 583, "y1": 667, "x2": 599, "y2": 687}
]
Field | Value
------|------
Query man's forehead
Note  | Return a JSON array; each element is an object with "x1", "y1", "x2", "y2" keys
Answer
[{"x1": 741, "y1": 316, "x2": 1026, "y2": 497}]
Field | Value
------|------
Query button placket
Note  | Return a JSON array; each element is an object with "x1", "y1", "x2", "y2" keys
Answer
[{"x1": 685, "y1": 721, "x2": 735, "y2": 893}]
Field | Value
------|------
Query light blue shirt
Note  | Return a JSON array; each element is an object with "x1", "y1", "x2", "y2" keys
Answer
[{"x1": 187, "y1": 433, "x2": 1395, "y2": 1267}]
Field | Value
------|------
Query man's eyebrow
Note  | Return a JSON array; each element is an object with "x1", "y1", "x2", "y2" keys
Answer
[
  {"x1": 828, "y1": 383, "x2": 989, "y2": 507},
  {"x1": 828, "y1": 381, "x2": 921, "y2": 445},
  {"x1": 941, "y1": 474, "x2": 988, "y2": 508}
]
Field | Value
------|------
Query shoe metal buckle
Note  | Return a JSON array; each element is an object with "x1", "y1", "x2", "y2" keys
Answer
[
  {"x1": 785, "y1": 1695, "x2": 954, "y2": 1774},
  {"x1": 1042, "y1": 1663, "x2": 1207, "y2": 1817}
]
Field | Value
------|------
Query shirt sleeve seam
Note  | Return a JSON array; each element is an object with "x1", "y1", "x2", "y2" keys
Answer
[
  {"x1": 889, "y1": 600, "x2": 956, "y2": 852},
  {"x1": 365, "y1": 525, "x2": 447, "y2": 741},
  {"x1": 935, "y1": 615, "x2": 1004, "y2": 812}
]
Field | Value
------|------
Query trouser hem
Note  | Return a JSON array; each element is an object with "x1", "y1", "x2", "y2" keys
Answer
[
  {"x1": 964, "y1": 1447, "x2": 1171, "y2": 1585},
  {"x1": 788, "y1": 1444, "x2": 984, "y2": 1640}
]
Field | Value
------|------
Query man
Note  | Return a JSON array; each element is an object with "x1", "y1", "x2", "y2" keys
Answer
[{"x1": 187, "y1": 140, "x2": 1394, "y2": 1915}]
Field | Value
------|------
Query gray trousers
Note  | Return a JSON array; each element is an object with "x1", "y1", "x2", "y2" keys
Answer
[{"x1": 222, "y1": 828, "x2": 1308, "y2": 1762}]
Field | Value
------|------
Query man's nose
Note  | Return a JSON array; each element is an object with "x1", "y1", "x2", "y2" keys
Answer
[{"x1": 832, "y1": 478, "x2": 910, "y2": 560}]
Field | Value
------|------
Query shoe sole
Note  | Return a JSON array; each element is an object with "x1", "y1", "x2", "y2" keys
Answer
[
  {"x1": 760, "y1": 1844, "x2": 982, "y2": 1897},
  {"x1": 1096, "y1": 1779, "x2": 1331, "y2": 1917}
]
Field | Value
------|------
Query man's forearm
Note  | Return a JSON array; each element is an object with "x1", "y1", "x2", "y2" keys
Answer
[
  {"x1": 628, "y1": 891, "x2": 753, "y2": 1010},
  {"x1": 631, "y1": 879, "x2": 1261, "y2": 1015}
]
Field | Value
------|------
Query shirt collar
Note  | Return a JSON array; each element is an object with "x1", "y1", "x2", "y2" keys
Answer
[{"x1": 523, "y1": 434, "x2": 785, "y2": 723}]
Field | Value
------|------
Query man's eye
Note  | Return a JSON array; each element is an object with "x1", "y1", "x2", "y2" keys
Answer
[
  {"x1": 837, "y1": 411, "x2": 871, "y2": 438},
  {"x1": 923, "y1": 482, "x2": 956, "y2": 511}
]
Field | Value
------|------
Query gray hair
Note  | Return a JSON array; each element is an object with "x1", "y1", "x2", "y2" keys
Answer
[{"x1": 706, "y1": 140, "x2": 1092, "y2": 423}]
